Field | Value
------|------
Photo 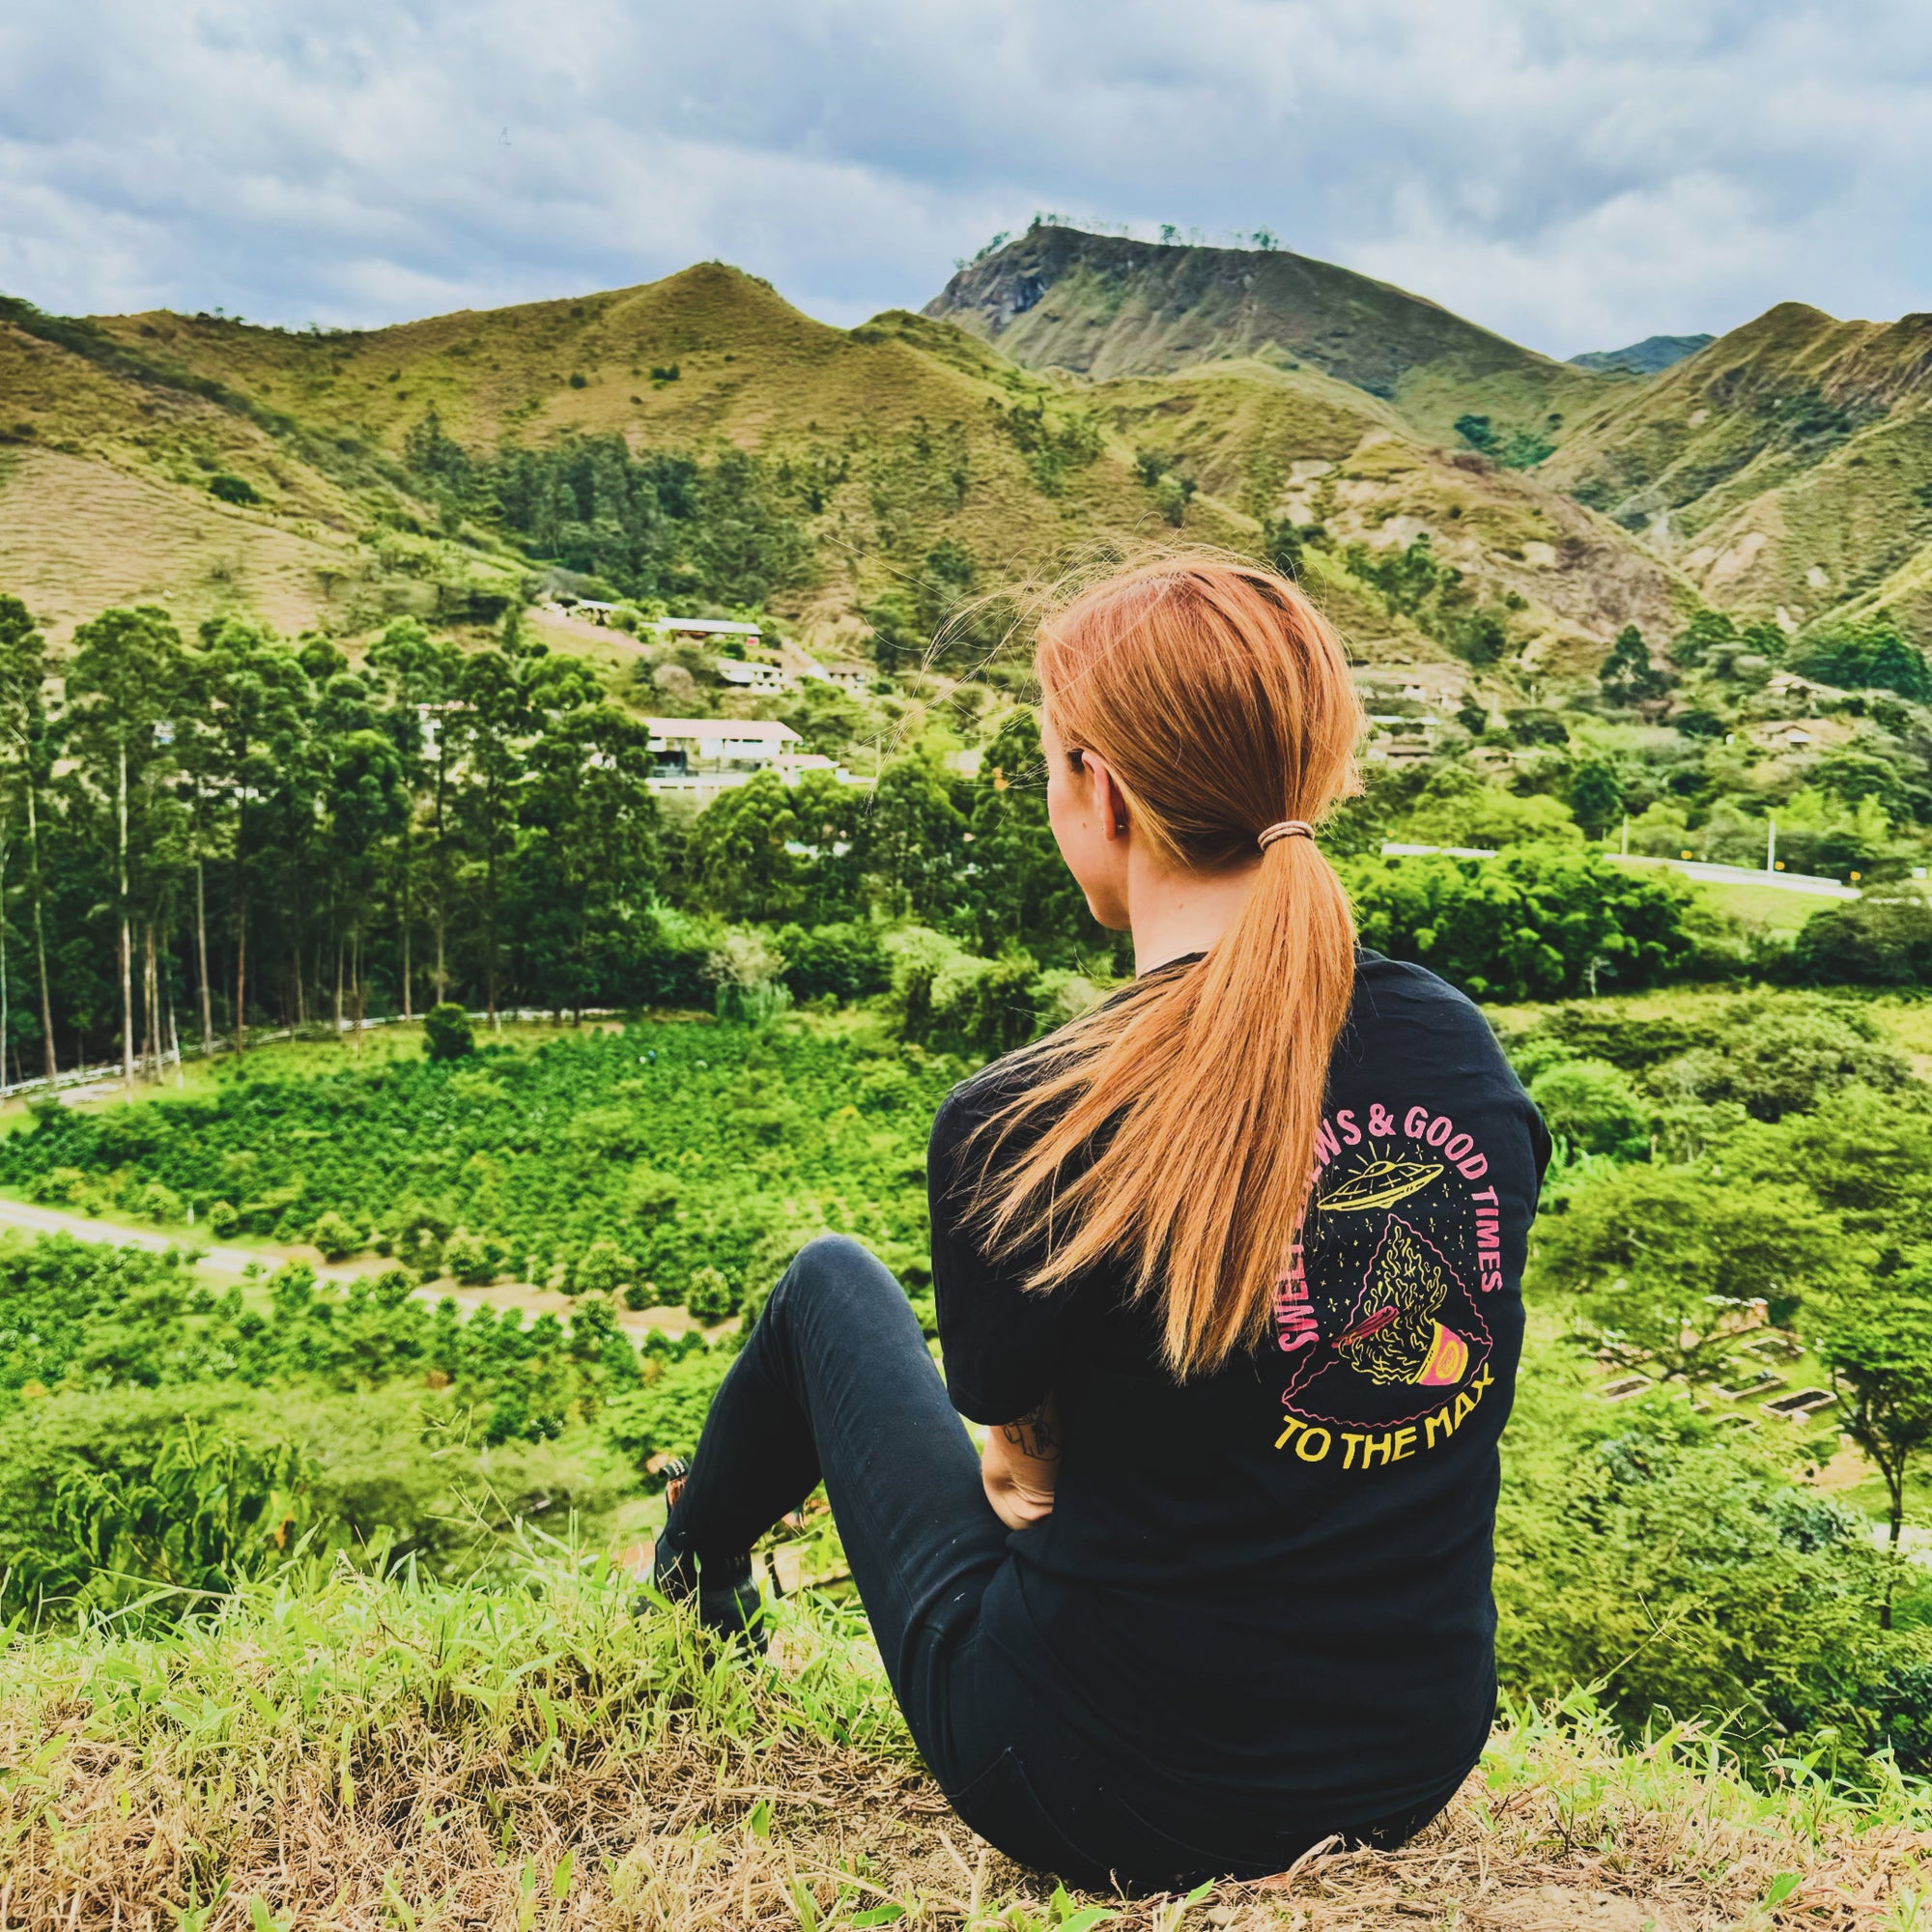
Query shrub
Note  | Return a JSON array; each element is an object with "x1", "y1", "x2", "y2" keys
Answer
[
  {"x1": 1393, "y1": 762, "x2": 1582, "y2": 850},
  {"x1": 309, "y1": 1210, "x2": 362, "y2": 1262},
  {"x1": 777, "y1": 922, "x2": 891, "y2": 1001},
  {"x1": 1789, "y1": 891, "x2": 1932, "y2": 986},
  {"x1": 423, "y1": 1003, "x2": 475, "y2": 1061},
  {"x1": 1526, "y1": 1059, "x2": 1649, "y2": 1159},
  {"x1": 1534, "y1": 1165, "x2": 1854, "y2": 1380},
  {"x1": 132, "y1": 1180, "x2": 185, "y2": 1225},
  {"x1": 1789, "y1": 616, "x2": 1932, "y2": 700},
  {"x1": 0, "y1": 1023, "x2": 953, "y2": 1355},
  {"x1": 603, "y1": 1347, "x2": 735, "y2": 1470},
  {"x1": 1645, "y1": 995, "x2": 1909, "y2": 1122},
  {"x1": 52, "y1": 1421, "x2": 316, "y2": 1615},
  {"x1": 208, "y1": 472, "x2": 259, "y2": 505},
  {"x1": 27, "y1": 1167, "x2": 93, "y2": 1208},
  {"x1": 1342, "y1": 851, "x2": 1708, "y2": 1002},
  {"x1": 684, "y1": 1264, "x2": 735, "y2": 1321},
  {"x1": 856, "y1": 1062, "x2": 914, "y2": 1112},
  {"x1": 441, "y1": 1231, "x2": 494, "y2": 1284},
  {"x1": 1494, "y1": 1368, "x2": 1926, "y2": 1764},
  {"x1": 574, "y1": 1239, "x2": 637, "y2": 1299}
]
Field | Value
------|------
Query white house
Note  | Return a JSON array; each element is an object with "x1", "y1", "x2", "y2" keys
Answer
[
  {"x1": 644, "y1": 719, "x2": 872, "y2": 795},
  {"x1": 649, "y1": 616, "x2": 763, "y2": 644},
  {"x1": 645, "y1": 717, "x2": 800, "y2": 794},
  {"x1": 718, "y1": 660, "x2": 794, "y2": 694}
]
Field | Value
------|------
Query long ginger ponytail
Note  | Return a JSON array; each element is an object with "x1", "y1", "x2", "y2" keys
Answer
[{"x1": 969, "y1": 554, "x2": 1364, "y2": 1378}]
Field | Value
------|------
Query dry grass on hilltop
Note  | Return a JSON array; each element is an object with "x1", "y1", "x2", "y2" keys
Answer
[{"x1": 1, "y1": 1555, "x2": 1926, "y2": 1931}]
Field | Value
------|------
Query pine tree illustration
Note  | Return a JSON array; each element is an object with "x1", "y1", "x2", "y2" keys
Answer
[{"x1": 1342, "y1": 1219, "x2": 1449, "y2": 1386}]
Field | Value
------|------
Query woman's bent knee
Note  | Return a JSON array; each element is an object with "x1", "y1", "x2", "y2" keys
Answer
[{"x1": 770, "y1": 1234, "x2": 901, "y2": 1319}]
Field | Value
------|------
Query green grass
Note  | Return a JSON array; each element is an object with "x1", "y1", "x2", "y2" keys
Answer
[
  {"x1": 1700, "y1": 878, "x2": 1830, "y2": 935},
  {"x1": 3, "y1": 1545, "x2": 1927, "y2": 1929}
]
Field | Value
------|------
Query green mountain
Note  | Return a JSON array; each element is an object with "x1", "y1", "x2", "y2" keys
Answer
[
  {"x1": 930, "y1": 231, "x2": 1932, "y2": 652},
  {"x1": 923, "y1": 224, "x2": 1609, "y2": 444},
  {"x1": 0, "y1": 250, "x2": 1694, "y2": 693},
  {"x1": 1569, "y1": 334, "x2": 1714, "y2": 376},
  {"x1": 1543, "y1": 301, "x2": 1932, "y2": 641}
]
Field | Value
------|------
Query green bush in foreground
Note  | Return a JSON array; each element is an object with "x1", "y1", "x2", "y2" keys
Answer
[{"x1": 1497, "y1": 1356, "x2": 1932, "y2": 1781}]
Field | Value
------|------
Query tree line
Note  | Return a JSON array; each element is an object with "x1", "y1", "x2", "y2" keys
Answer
[{"x1": 0, "y1": 596, "x2": 1097, "y2": 1083}]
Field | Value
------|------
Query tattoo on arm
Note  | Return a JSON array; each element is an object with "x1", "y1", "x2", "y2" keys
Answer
[{"x1": 1000, "y1": 1401, "x2": 1060, "y2": 1461}]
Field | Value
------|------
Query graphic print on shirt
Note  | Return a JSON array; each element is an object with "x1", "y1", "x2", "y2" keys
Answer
[{"x1": 1270, "y1": 1100, "x2": 1504, "y2": 1469}]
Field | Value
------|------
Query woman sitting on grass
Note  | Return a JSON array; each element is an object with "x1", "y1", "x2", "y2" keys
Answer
[{"x1": 653, "y1": 554, "x2": 1549, "y2": 1893}]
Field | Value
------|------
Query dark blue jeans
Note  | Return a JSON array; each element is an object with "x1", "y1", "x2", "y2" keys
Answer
[{"x1": 665, "y1": 1235, "x2": 1446, "y2": 1892}]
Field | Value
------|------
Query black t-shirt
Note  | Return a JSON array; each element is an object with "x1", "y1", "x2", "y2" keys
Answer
[{"x1": 928, "y1": 951, "x2": 1550, "y2": 1830}]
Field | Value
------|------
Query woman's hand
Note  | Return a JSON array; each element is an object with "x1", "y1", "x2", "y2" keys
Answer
[{"x1": 981, "y1": 1397, "x2": 1061, "y2": 1531}]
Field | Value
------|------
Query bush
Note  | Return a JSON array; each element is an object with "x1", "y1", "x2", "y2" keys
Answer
[
  {"x1": 1494, "y1": 1366, "x2": 1926, "y2": 1764},
  {"x1": 777, "y1": 922, "x2": 891, "y2": 1001},
  {"x1": 27, "y1": 1167, "x2": 93, "y2": 1209},
  {"x1": 684, "y1": 1264, "x2": 736, "y2": 1321},
  {"x1": 309, "y1": 1210, "x2": 362, "y2": 1262},
  {"x1": 423, "y1": 1003, "x2": 475, "y2": 1061},
  {"x1": 1534, "y1": 1165, "x2": 1853, "y2": 1380},
  {"x1": 1497, "y1": 1000, "x2": 1714, "y2": 1077},
  {"x1": 52, "y1": 1420, "x2": 316, "y2": 1614},
  {"x1": 1789, "y1": 616, "x2": 1932, "y2": 700},
  {"x1": 208, "y1": 472, "x2": 259, "y2": 505},
  {"x1": 1526, "y1": 1059, "x2": 1649, "y2": 1159},
  {"x1": 132, "y1": 1180, "x2": 185, "y2": 1224},
  {"x1": 0, "y1": 1024, "x2": 954, "y2": 1322},
  {"x1": 1342, "y1": 851, "x2": 1710, "y2": 1001},
  {"x1": 0, "y1": 1380, "x2": 636, "y2": 1617},
  {"x1": 574, "y1": 1238, "x2": 637, "y2": 1299},
  {"x1": 1398, "y1": 770, "x2": 1580, "y2": 849},
  {"x1": 1645, "y1": 994, "x2": 1909, "y2": 1122},
  {"x1": 603, "y1": 1347, "x2": 735, "y2": 1471},
  {"x1": 1790, "y1": 891, "x2": 1932, "y2": 986},
  {"x1": 883, "y1": 927, "x2": 1045, "y2": 1054},
  {"x1": 441, "y1": 1231, "x2": 495, "y2": 1283}
]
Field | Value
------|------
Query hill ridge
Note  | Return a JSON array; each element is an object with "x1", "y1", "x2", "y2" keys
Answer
[
  {"x1": 923, "y1": 224, "x2": 1573, "y2": 387},
  {"x1": 5, "y1": 237, "x2": 1926, "y2": 661},
  {"x1": 1568, "y1": 333, "x2": 1714, "y2": 377}
]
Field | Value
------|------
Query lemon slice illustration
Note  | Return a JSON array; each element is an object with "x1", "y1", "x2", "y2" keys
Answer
[{"x1": 1322, "y1": 1157, "x2": 1444, "y2": 1212}]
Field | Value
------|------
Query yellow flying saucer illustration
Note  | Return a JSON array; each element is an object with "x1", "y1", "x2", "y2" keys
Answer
[{"x1": 1321, "y1": 1157, "x2": 1444, "y2": 1213}]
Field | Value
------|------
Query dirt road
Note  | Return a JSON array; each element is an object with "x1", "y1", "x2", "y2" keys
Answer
[{"x1": 0, "y1": 1191, "x2": 707, "y2": 1336}]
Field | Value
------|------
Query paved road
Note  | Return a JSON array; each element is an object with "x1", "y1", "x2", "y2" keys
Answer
[{"x1": 1379, "y1": 842, "x2": 1862, "y2": 900}]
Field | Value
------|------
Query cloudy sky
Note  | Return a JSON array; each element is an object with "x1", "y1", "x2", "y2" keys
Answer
[{"x1": 3, "y1": 0, "x2": 1929, "y2": 358}]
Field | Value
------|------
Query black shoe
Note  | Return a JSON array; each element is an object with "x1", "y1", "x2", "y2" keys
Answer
[{"x1": 648, "y1": 1459, "x2": 766, "y2": 1651}]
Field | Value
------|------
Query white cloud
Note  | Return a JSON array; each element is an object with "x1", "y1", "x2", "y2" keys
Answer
[{"x1": 0, "y1": 0, "x2": 1927, "y2": 354}]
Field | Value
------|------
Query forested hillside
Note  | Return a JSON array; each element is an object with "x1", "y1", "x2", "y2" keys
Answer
[{"x1": 2, "y1": 236, "x2": 1692, "y2": 687}]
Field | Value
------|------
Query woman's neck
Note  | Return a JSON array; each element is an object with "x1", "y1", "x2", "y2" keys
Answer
[{"x1": 1127, "y1": 848, "x2": 1263, "y2": 976}]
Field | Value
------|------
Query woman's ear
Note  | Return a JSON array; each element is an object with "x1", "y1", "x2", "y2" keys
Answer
[{"x1": 1087, "y1": 754, "x2": 1131, "y2": 842}]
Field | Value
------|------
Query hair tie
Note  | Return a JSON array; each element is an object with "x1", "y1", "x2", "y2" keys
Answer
[{"x1": 1258, "y1": 820, "x2": 1313, "y2": 850}]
